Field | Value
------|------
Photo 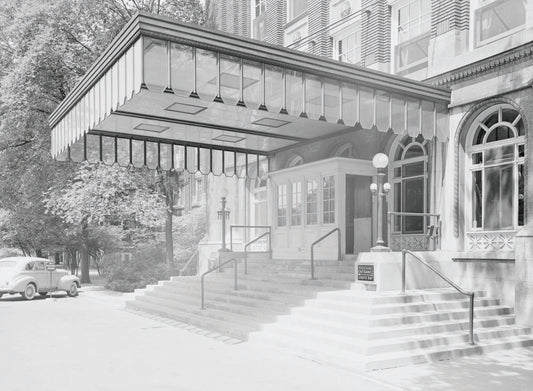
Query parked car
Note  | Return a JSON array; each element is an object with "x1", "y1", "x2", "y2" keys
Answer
[{"x1": 0, "y1": 257, "x2": 80, "y2": 300}]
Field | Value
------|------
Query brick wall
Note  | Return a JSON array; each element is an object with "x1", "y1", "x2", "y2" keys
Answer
[
  {"x1": 431, "y1": 0, "x2": 470, "y2": 37},
  {"x1": 361, "y1": 0, "x2": 391, "y2": 66}
]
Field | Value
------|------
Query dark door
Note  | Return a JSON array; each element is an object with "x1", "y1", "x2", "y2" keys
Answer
[{"x1": 346, "y1": 175, "x2": 372, "y2": 254}]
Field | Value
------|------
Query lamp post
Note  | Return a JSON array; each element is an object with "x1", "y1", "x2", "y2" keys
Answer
[
  {"x1": 217, "y1": 188, "x2": 230, "y2": 252},
  {"x1": 370, "y1": 153, "x2": 391, "y2": 252}
]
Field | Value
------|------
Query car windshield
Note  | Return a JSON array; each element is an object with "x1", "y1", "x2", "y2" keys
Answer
[{"x1": 0, "y1": 260, "x2": 17, "y2": 269}]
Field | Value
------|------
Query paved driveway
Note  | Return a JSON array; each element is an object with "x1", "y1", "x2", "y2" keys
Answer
[{"x1": 0, "y1": 290, "x2": 392, "y2": 391}]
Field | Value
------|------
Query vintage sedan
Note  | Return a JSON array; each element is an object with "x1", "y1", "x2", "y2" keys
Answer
[{"x1": 0, "y1": 257, "x2": 80, "y2": 300}]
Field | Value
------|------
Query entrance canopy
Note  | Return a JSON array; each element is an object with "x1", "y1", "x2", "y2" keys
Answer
[{"x1": 49, "y1": 12, "x2": 450, "y2": 178}]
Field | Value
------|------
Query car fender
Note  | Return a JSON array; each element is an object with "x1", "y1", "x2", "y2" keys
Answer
[
  {"x1": 11, "y1": 276, "x2": 38, "y2": 292},
  {"x1": 57, "y1": 275, "x2": 80, "y2": 290}
]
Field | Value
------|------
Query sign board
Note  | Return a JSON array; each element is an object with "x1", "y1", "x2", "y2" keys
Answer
[
  {"x1": 357, "y1": 264, "x2": 374, "y2": 282},
  {"x1": 46, "y1": 264, "x2": 56, "y2": 271}
]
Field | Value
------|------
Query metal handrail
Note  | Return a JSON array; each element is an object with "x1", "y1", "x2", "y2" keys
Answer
[
  {"x1": 243, "y1": 232, "x2": 272, "y2": 275},
  {"x1": 402, "y1": 250, "x2": 475, "y2": 345},
  {"x1": 201, "y1": 257, "x2": 238, "y2": 310},
  {"x1": 179, "y1": 249, "x2": 199, "y2": 276},
  {"x1": 229, "y1": 225, "x2": 271, "y2": 251},
  {"x1": 388, "y1": 212, "x2": 441, "y2": 250},
  {"x1": 310, "y1": 228, "x2": 341, "y2": 280}
]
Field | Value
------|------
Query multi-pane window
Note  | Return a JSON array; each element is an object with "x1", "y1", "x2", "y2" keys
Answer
[
  {"x1": 475, "y1": 0, "x2": 526, "y2": 46},
  {"x1": 306, "y1": 179, "x2": 318, "y2": 225},
  {"x1": 322, "y1": 176, "x2": 335, "y2": 224},
  {"x1": 337, "y1": 28, "x2": 362, "y2": 65},
  {"x1": 291, "y1": 182, "x2": 302, "y2": 225},
  {"x1": 255, "y1": 0, "x2": 266, "y2": 17},
  {"x1": 468, "y1": 106, "x2": 525, "y2": 230},
  {"x1": 288, "y1": 0, "x2": 307, "y2": 21},
  {"x1": 391, "y1": 135, "x2": 428, "y2": 233},
  {"x1": 277, "y1": 184, "x2": 287, "y2": 227},
  {"x1": 395, "y1": 0, "x2": 431, "y2": 72}
]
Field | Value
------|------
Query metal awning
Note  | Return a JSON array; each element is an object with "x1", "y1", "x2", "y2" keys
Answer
[{"x1": 49, "y1": 12, "x2": 451, "y2": 178}]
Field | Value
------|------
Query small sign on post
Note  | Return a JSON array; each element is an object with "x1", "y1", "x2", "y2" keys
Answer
[{"x1": 357, "y1": 264, "x2": 374, "y2": 282}]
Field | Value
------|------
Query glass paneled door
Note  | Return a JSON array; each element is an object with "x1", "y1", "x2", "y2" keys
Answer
[{"x1": 346, "y1": 174, "x2": 373, "y2": 254}]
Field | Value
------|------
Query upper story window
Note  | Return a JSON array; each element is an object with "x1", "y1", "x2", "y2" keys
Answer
[
  {"x1": 335, "y1": 26, "x2": 362, "y2": 65},
  {"x1": 255, "y1": 0, "x2": 266, "y2": 17},
  {"x1": 252, "y1": 0, "x2": 267, "y2": 41},
  {"x1": 288, "y1": 0, "x2": 308, "y2": 21},
  {"x1": 474, "y1": 0, "x2": 526, "y2": 46},
  {"x1": 394, "y1": 0, "x2": 431, "y2": 73},
  {"x1": 341, "y1": 1, "x2": 352, "y2": 17}
]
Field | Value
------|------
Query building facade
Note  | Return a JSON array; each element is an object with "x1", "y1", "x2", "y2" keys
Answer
[{"x1": 201, "y1": 0, "x2": 533, "y2": 317}]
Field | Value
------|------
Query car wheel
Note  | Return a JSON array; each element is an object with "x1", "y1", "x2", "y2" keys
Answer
[
  {"x1": 22, "y1": 283, "x2": 36, "y2": 300},
  {"x1": 67, "y1": 282, "x2": 78, "y2": 297}
]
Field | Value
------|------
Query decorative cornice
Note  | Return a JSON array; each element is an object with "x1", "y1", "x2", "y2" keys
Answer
[{"x1": 427, "y1": 42, "x2": 533, "y2": 87}]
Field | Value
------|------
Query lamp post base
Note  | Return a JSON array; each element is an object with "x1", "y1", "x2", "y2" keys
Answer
[
  {"x1": 218, "y1": 248, "x2": 230, "y2": 253},
  {"x1": 370, "y1": 245, "x2": 391, "y2": 252}
]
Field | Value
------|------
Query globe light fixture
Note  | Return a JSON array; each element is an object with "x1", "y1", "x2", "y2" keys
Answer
[{"x1": 370, "y1": 153, "x2": 391, "y2": 252}]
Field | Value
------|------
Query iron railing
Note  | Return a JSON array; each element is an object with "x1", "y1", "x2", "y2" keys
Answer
[
  {"x1": 243, "y1": 232, "x2": 272, "y2": 274},
  {"x1": 401, "y1": 250, "x2": 475, "y2": 345},
  {"x1": 179, "y1": 249, "x2": 199, "y2": 276},
  {"x1": 201, "y1": 257, "x2": 238, "y2": 310},
  {"x1": 229, "y1": 225, "x2": 271, "y2": 251},
  {"x1": 310, "y1": 228, "x2": 341, "y2": 280},
  {"x1": 388, "y1": 212, "x2": 441, "y2": 251}
]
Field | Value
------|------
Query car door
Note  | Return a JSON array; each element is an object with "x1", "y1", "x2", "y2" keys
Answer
[{"x1": 32, "y1": 261, "x2": 49, "y2": 291}]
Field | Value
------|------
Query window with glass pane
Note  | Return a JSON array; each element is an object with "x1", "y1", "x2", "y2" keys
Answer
[
  {"x1": 255, "y1": 0, "x2": 266, "y2": 16},
  {"x1": 476, "y1": 0, "x2": 526, "y2": 45},
  {"x1": 277, "y1": 184, "x2": 287, "y2": 227},
  {"x1": 288, "y1": 0, "x2": 307, "y2": 21},
  {"x1": 337, "y1": 27, "x2": 361, "y2": 65},
  {"x1": 306, "y1": 179, "x2": 318, "y2": 225},
  {"x1": 395, "y1": 0, "x2": 430, "y2": 71},
  {"x1": 323, "y1": 176, "x2": 335, "y2": 224},
  {"x1": 468, "y1": 106, "x2": 525, "y2": 231},
  {"x1": 391, "y1": 135, "x2": 427, "y2": 233},
  {"x1": 291, "y1": 182, "x2": 302, "y2": 225}
]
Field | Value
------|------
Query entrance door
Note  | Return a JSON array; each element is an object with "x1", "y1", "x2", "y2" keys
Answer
[{"x1": 346, "y1": 175, "x2": 372, "y2": 254}]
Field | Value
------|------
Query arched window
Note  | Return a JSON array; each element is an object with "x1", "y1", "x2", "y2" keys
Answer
[
  {"x1": 390, "y1": 134, "x2": 428, "y2": 234},
  {"x1": 286, "y1": 154, "x2": 304, "y2": 168},
  {"x1": 333, "y1": 143, "x2": 354, "y2": 158},
  {"x1": 466, "y1": 105, "x2": 525, "y2": 231}
]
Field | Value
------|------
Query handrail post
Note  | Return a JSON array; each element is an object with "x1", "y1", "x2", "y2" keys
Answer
[
  {"x1": 311, "y1": 246, "x2": 315, "y2": 280},
  {"x1": 401, "y1": 250, "x2": 406, "y2": 294},
  {"x1": 337, "y1": 228, "x2": 341, "y2": 261},
  {"x1": 268, "y1": 231, "x2": 272, "y2": 257},
  {"x1": 230, "y1": 226, "x2": 233, "y2": 251},
  {"x1": 469, "y1": 292, "x2": 475, "y2": 345},
  {"x1": 244, "y1": 250, "x2": 248, "y2": 275},
  {"x1": 234, "y1": 259, "x2": 238, "y2": 290}
]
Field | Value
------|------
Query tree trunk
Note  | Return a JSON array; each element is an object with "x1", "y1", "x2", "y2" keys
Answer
[{"x1": 80, "y1": 247, "x2": 91, "y2": 284}]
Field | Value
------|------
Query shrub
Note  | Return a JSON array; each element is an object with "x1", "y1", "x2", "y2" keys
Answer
[{"x1": 102, "y1": 246, "x2": 171, "y2": 292}]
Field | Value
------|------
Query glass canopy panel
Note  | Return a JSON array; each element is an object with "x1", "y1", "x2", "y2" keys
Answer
[
  {"x1": 211, "y1": 149, "x2": 223, "y2": 176},
  {"x1": 248, "y1": 154, "x2": 258, "y2": 179},
  {"x1": 146, "y1": 141, "x2": 159, "y2": 170},
  {"x1": 102, "y1": 136, "x2": 116, "y2": 165},
  {"x1": 407, "y1": 99, "x2": 420, "y2": 136},
  {"x1": 173, "y1": 145, "x2": 185, "y2": 171},
  {"x1": 144, "y1": 38, "x2": 167, "y2": 92},
  {"x1": 116, "y1": 138, "x2": 130, "y2": 167},
  {"x1": 196, "y1": 49, "x2": 217, "y2": 101},
  {"x1": 324, "y1": 79, "x2": 339, "y2": 123},
  {"x1": 359, "y1": 87, "x2": 374, "y2": 129},
  {"x1": 220, "y1": 55, "x2": 241, "y2": 106},
  {"x1": 131, "y1": 140, "x2": 145, "y2": 168},
  {"x1": 86, "y1": 134, "x2": 100, "y2": 164},
  {"x1": 286, "y1": 69, "x2": 302, "y2": 117},
  {"x1": 243, "y1": 61, "x2": 262, "y2": 109},
  {"x1": 392, "y1": 95, "x2": 405, "y2": 135},
  {"x1": 376, "y1": 91, "x2": 390, "y2": 131},
  {"x1": 421, "y1": 100, "x2": 435, "y2": 139},
  {"x1": 305, "y1": 75, "x2": 322, "y2": 120},
  {"x1": 235, "y1": 152, "x2": 246, "y2": 178},
  {"x1": 170, "y1": 43, "x2": 194, "y2": 97},
  {"x1": 160, "y1": 143, "x2": 172, "y2": 171},
  {"x1": 224, "y1": 151, "x2": 235, "y2": 177},
  {"x1": 186, "y1": 146, "x2": 198, "y2": 173},
  {"x1": 342, "y1": 83, "x2": 357, "y2": 126},
  {"x1": 265, "y1": 65, "x2": 283, "y2": 113},
  {"x1": 199, "y1": 148, "x2": 211, "y2": 175}
]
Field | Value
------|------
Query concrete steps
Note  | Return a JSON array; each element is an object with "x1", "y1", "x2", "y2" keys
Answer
[
  {"x1": 248, "y1": 288, "x2": 533, "y2": 370},
  {"x1": 124, "y1": 258, "x2": 533, "y2": 371}
]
